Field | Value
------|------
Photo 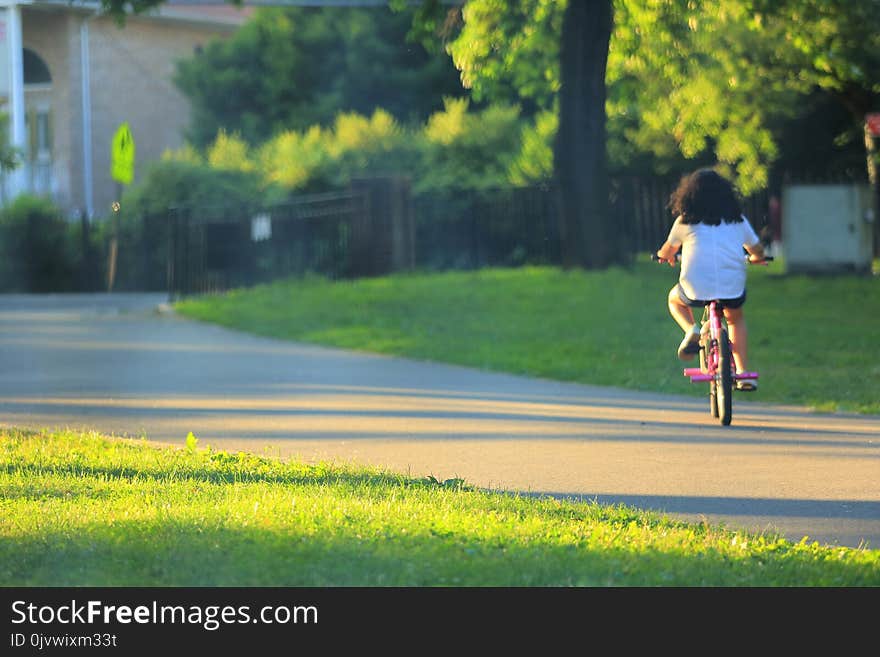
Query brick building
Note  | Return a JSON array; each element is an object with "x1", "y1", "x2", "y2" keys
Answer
[{"x1": 0, "y1": 0, "x2": 252, "y2": 217}]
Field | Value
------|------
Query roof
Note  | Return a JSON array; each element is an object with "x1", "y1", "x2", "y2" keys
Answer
[
  {"x1": 25, "y1": 0, "x2": 255, "y2": 27},
  {"x1": 24, "y1": 0, "x2": 459, "y2": 28},
  {"x1": 154, "y1": 2, "x2": 256, "y2": 26}
]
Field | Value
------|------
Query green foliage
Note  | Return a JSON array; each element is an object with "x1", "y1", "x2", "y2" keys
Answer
[
  {"x1": 417, "y1": 98, "x2": 525, "y2": 192},
  {"x1": 390, "y1": 0, "x2": 464, "y2": 52},
  {"x1": 161, "y1": 143, "x2": 202, "y2": 166},
  {"x1": 257, "y1": 126, "x2": 334, "y2": 192},
  {"x1": 173, "y1": 6, "x2": 466, "y2": 147},
  {"x1": 769, "y1": 89, "x2": 870, "y2": 181},
  {"x1": 747, "y1": 0, "x2": 880, "y2": 96},
  {"x1": 328, "y1": 110, "x2": 423, "y2": 186},
  {"x1": 741, "y1": 0, "x2": 880, "y2": 183},
  {"x1": 97, "y1": 0, "x2": 176, "y2": 24},
  {"x1": 0, "y1": 195, "x2": 79, "y2": 292},
  {"x1": 446, "y1": 0, "x2": 563, "y2": 115},
  {"x1": 445, "y1": 0, "x2": 785, "y2": 191},
  {"x1": 206, "y1": 130, "x2": 256, "y2": 173},
  {"x1": 329, "y1": 110, "x2": 403, "y2": 161},
  {"x1": 607, "y1": 0, "x2": 804, "y2": 193},
  {"x1": 255, "y1": 109, "x2": 419, "y2": 193},
  {"x1": 441, "y1": 0, "x2": 877, "y2": 194},
  {"x1": 508, "y1": 108, "x2": 557, "y2": 185},
  {"x1": 163, "y1": 102, "x2": 528, "y2": 196},
  {"x1": 121, "y1": 159, "x2": 265, "y2": 216},
  {"x1": 104, "y1": 0, "x2": 877, "y2": 197}
]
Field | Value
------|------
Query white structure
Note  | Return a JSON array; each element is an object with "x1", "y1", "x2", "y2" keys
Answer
[
  {"x1": 0, "y1": 2, "x2": 27, "y2": 199},
  {"x1": 782, "y1": 184, "x2": 874, "y2": 274}
]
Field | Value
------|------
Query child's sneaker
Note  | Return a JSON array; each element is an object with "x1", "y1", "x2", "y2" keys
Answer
[
  {"x1": 736, "y1": 377, "x2": 757, "y2": 391},
  {"x1": 677, "y1": 326, "x2": 701, "y2": 360}
]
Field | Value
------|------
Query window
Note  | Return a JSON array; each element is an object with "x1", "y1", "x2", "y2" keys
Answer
[{"x1": 23, "y1": 48, "x2": 51, "y2": 85}]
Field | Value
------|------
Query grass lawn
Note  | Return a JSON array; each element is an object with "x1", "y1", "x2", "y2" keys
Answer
[
  {"x1": 175, "y1": 256, "x2": 880, "y2": 415},
  {"x1": 2, "y1": 429, "x2": 877, "y2": 587}
]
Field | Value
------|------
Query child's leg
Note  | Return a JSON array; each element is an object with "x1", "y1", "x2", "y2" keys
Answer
[
  {"x1": 668, "y1": 286, "x2": 703, "y2": 360},
  {"x1": 667, "y1": 285, "x2": 696, "y2": 332},
  {"x1": 723, "y1": 306, "x2": 747, "y2": 372}
]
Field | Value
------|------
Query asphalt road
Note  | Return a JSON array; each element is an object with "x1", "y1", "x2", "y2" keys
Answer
[{"x1": 1, "y1": 293, "x2": 877, "y2": 550}]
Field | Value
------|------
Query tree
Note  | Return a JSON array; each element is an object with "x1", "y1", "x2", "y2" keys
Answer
[
  {"x1": 100, "y1": 0, "x2": 619, "y2": 268},
  {"x1": 608, "y1": 0, "x2": 799, "y2": 194},
  {"x1": 437, "y1": 0, "x2": 880, "y2": 259},
  {"x1": 745, "y1": 0, "x2": 880, "y2": 253},
  {"x1": 555, "y1": 1, "x2": 615, "y2": 269},
  {"x1": 441, "y1": 1, "x2": 803, "y2": 192},
  {"x1": 442, "y1": 0, "x2": 562, "y2": 117},
  {"x1": 99, "y1": 0, "x2": 880, "y2": 261},
  {"x1": 411, "y1": 0, "x2": 618, "y2": 268},
  {"x1": 173, "y1": 6, "x2": 466, "y2": 147}
]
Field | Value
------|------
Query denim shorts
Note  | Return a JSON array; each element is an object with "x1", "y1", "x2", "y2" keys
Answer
[{"x1": 677, "y1": 284, "x2": 746, "y2": 309}]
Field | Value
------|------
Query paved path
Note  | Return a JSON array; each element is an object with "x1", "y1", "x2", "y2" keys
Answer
[{"x1": 1, "y1": 293, "x2": 877, "y2": 550}]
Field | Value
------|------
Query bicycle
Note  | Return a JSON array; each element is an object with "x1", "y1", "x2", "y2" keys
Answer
[{"x1": 652, "y1": 252, "x2": 772, "y2": 426}]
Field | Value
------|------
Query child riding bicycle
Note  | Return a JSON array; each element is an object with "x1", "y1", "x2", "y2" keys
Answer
[{"x1": 655, "y1": 168, "x2": 766, "y2": 391}]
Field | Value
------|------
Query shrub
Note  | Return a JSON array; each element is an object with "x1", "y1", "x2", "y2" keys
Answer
[
  {"x1": 416, "y1": 98, "x2": 525, "y2": 193},
  {"x1": 508, "y1": 109, "x2": 556, "y2": 186},
  {"x1": 257, "y1": 125, "x2": 334, "y2": 192},
  {"x1": 206, "y1": 130, "x2": 256, "y2": 173},
  {"x1": 107, "y1": 159, "x2": 269, "y2": 291},
  {"x1": 122, "y1": 159, "x2": 267, "y2": 216},
  {"x1": 0, "y1": 194, "x2": 79, "y2": 292},
  {"x1": 257, "y1": 109, "x2": 420, "y2": 194}
]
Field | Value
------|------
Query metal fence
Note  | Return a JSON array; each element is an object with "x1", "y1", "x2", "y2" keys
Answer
[
  {"x1": 167, "y1": 191, "x2": 361, "y2": 297},
  {"x1": 150, "y1": 178, "x2": 777, "y2": 297},
  {"x1": 413, "y1": 185, "x2": 561, "y2": 270}
]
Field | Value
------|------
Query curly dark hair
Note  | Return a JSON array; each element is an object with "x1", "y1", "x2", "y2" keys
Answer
[{"x1": 667, "y1": 168, "x2": 744, "y2": 225}]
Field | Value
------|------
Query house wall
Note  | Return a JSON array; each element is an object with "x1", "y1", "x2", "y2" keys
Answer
[
  {"x1": 21, "y1": 9, "x2": 79, "y2": 212},
  {"x1": 87, "y1": 16, "x2": 235, "y2": 216},
  {"x1": 22, "y1": 7, "x2": 240, "y2": 218}
]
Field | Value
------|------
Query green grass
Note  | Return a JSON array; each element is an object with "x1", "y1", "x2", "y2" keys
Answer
[
  {"x1": 2, "y1": 429, "x2": 877, "y2": 586},
  {"x1": 175, "y1": 256, "x2": 880, "y2": 414}
]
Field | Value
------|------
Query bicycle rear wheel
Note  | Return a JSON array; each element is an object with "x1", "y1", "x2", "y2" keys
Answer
[{"x1": 716, "y1": 329, "x2": 733, "y2": 426}]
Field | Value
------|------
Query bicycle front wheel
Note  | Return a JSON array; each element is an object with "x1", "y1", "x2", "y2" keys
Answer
[{"x1": 716, "y1": 329, "x2": 733, "y2": 426}]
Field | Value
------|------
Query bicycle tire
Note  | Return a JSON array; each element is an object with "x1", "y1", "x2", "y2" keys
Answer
[
  {"x1": 716, "y1": 329, "x2": 733, "y2": 426},
  {"x1": 703, "y1": 343, "x2": 718, "y2": 417},
  {"x1": 710, "y1": 379, "x2": 719, "y2": 418}
]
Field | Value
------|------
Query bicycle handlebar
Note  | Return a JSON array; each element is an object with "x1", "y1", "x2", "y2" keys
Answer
[{"x1": 651, "y1": 253, "x2": 774, "y2": 264}]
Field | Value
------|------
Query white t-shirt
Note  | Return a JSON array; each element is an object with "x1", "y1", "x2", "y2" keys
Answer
[{"x1": 666, "y1": 215, "x2": 760, "y2": 301}]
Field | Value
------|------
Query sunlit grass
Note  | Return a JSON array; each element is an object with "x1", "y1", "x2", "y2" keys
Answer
[
  {"x1": 2, "y1": 429, "x2": 877, "y2": 586},
  {"x1": 175, "y1": 257, "x2": 880, "y2": 414}
]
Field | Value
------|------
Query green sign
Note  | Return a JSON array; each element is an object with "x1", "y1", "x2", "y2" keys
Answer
[{"x1": 111, "y1": 122, "x2": 135, "y2": 185}]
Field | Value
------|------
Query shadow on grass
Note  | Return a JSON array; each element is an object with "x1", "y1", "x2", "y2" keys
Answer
[
  {"x1": 2, "y1": 519, "x2": 877, "y2": 587},
  {"x1": 1, "y1": 459, "x2": 463, "y2": 492}
]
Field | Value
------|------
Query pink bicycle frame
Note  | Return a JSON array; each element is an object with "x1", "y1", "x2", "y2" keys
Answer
[{"x1": 683, "y1": 300, "x2": 758, "y2": 384}]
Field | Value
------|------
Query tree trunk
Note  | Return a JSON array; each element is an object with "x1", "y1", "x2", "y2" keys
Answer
[
  {"x1": 554, "y1": 0, "x2": 614, "y2": 269},
  {"x1": 836, "y1": 88, "x2": 878, "y2": 258},
  {"x1": 864, "y1": 122, "x2": 879, "y2": 258}
]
